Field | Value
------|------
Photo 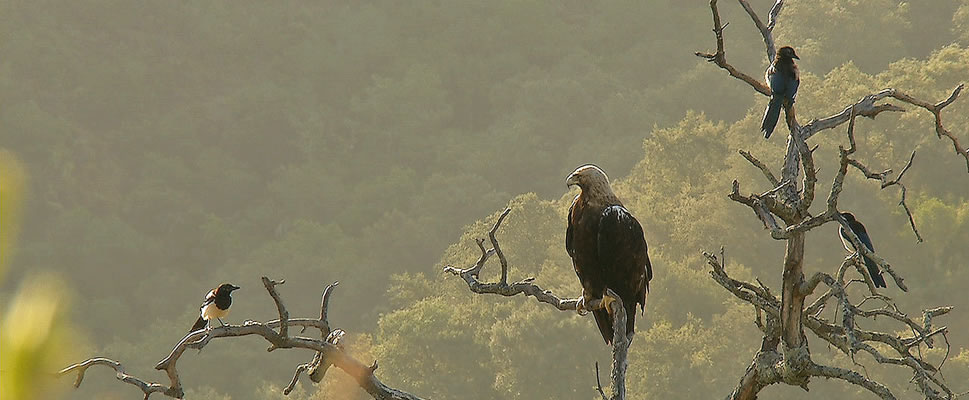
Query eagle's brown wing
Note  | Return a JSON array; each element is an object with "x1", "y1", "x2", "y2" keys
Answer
[{"x1": 594, "y1": 205, "x2": 651, "y2": 343}]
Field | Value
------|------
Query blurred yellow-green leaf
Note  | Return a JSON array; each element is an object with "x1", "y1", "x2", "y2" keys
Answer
[{"x1": 1, "y1": 274, "x2": 77, "y2": 400}]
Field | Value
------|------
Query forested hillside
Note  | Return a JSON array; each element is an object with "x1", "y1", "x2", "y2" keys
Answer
[{"x1": 2, "y1": 1, "x2": 968, "y2": 399}]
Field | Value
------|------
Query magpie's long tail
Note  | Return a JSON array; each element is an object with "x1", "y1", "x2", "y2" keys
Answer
[
  {"x1": 863, "y1": 256, "x2": 888, "y2": 288},
  {"x1": 190, "y1": 315, "x2": 207, "y2": 332},
  {"x1": 761, "y1": 97, "x2": 783, "y2": 139}
]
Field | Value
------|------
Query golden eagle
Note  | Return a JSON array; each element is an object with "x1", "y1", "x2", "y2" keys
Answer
[{"x1": 566, "y1": 165, "x2": 652, "y2": 344}]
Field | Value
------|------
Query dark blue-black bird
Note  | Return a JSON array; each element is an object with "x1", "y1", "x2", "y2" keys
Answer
[
  {"x1": 189, "y1": 283, "x2": 240, "y2": 332},
  {"x1": 761, "y1": 46, "x2": 800, "y2": 139},
  {"x1": 839, "y1": 212, "x2": 887, "y2": 288}
]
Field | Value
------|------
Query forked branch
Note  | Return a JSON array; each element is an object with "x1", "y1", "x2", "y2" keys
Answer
[
  {"x1": 704, "y1": 251, "x2": 954, "y2": 400},
  {"x1": 443, "y1": 208, "x2": 582, "y2": 311},
  {"x1": 697, "y1": 0, "x2": 966, "y2": 170},
  {"x1": 59, "y1": 278, "x2": 423, "y2": 400},
  {"x1": 697, "y1": 4, "x2": 961, "y2": 397},
  {"x1": 694, "y1": 0, "x2": 772, "y2": 96},
  {"x1": 444, "y1": 208, "x2": 630, "y2": 400}
]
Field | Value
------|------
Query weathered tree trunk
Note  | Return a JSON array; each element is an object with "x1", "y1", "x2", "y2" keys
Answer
[
  {"x1": 698, "y1": 1, "x2": 962, "y2": 398},
  {"x1": 780, "y1": 232, "x2": 804, "y2": 348}
]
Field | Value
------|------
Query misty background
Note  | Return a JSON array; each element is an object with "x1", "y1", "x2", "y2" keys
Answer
[{"x1": 2, "y1": 0, "x2": 968, "y2": 399}]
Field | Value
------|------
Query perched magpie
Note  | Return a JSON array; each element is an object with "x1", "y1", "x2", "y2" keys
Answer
[
  {"x1": 761, "y1": 46, "x2": 800, "y2": 139},
  {"x1": 190, "y1": 283, "x2": 240, "y2": 332},
  {"x1": 839, "y1": 213, "x2": 887, "y2": 288}
]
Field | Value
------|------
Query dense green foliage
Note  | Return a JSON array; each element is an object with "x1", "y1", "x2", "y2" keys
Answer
[{"x1": 2, "y1": 0, "x2": 968, "y2": 398}]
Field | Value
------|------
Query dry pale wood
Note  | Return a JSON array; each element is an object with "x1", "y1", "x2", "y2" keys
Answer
[
  {"x1": 59, "y1": 278, "x2": 424, "y2": 400},
  {"x1": 695, "y1": 6, "x2": 962, "y2": 395},
  {"x1": 444, "y1": 208, "x2": 631, "y2": 400}
]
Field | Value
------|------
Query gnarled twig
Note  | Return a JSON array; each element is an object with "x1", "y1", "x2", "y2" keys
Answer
[
  {"x1": 444, "y1": 208, "x2": 630, "y2": 400},
  {"x1": 60, "y1": 278, "x2": 424, "y2": 400}
]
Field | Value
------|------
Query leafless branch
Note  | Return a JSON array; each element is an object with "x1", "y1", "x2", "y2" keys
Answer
[
  {"x1": 698, "y1": 1, "x2": 963, "y2": 395},
  {"x1": 594, "y1": 362, "x2": 609, "y2": 400},
  {"x1": 58, "y1": 358, "x2": 172, "y2": 400},
  {"x1": 698, "y1": 2, "x2": 966, "y2": 164},
  {"x1": 705, "y1": 249, "x2": 956, "y2": 399},
  {"x1": 807, "y1": 363, "x2": 893, "y2": 399},
  {"x1": 59, "y1": 278, "x2": 424, "y2": 400},
  {"x1": 695, "y1": 0, "x2": 771, "y2": 96},
  {"x1": 696, "y1": 0, "x2": 968, "y2": 192},
  {"x1": 444, "y1": 208, "x2": 630, "y2": 400},
  {"x1": 488, "y1": 208, "x2": 512, "y2": 285},
  {"x1": 736, "y1": 0, "x2": 783, "y2": 61},
  {"x1": 793, "y1": 85, "x2": 967, "y2": 175},
  {"x1": 799, "y1": 137, "x2": 819, "y2": 213},
  {"x1": 844, "y1": 150, "x2": 924, "y2": 242},
  {"x1": 263, "y1": 277, "x2": 289, "y2": 340},
  {"x1": 890, "y1": 85, "x2": 969, "y2": 171},
  {"x1": 283, "y1": 363, "x2": 312, "y2": 396},
  {"x1": 607, "y1": 291, "x2": 629, "y2": 400},
  {"x1": 800, "y1": 90, "x2": 906, "y2": 141},
  {"x1": 739, "y1": 150, "x2": 779, "y2": 186},
  {"x1": 728, "y1": 180, "x2": 793, "y2": 239},
  {"x1": 884, "y1": 151, "x2": 921, "y2": 241},
  {"x1": 704, "y1": 252, "x2": 780, "y2": 317},
  {"x1": 320, "y1": 281, "x2": 339, "y2": 332},
  {"x1": 444, "y1": 209, "x2": 580, "y2": 311},
  {"x1": 286, "y1": 281, "x2": 341, "y2": 393}
]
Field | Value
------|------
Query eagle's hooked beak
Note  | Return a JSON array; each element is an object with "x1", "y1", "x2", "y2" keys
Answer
[
  {"x1": 229, "y1": 285, "x2": 241, "y2": 291},
  {"x1": 566, "y1": 173, "x2": 579, "y2": 188}
]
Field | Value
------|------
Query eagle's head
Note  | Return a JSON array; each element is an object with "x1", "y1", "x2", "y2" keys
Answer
[
  {"x1": 839, "y1": 212, "x2": 856, "y2": 223},
  {"x1": 566, "y1": 164, "x2": 610, "y2": 190}
]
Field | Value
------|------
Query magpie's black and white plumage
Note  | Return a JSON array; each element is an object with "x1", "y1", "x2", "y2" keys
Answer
[
  {"x1": 761, "y1": 46, "x2": 800, "y2": 139},
  {"x1": 566, "y1": 165, "x2": 653, "y2": 345},
  {"x1": 190, "y1": 283, "x2": 240, "y2": 332},
  {"x1": 839, "y1": 213, "x2": 887, "y2": 288}
]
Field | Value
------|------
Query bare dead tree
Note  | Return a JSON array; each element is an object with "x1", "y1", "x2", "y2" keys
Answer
[
  {"x1": 444, "y1": 208, "x2": 630, "y2": 400},
  {"x1": 695, "y1": 0, "x2": 965, "y2": 399},
  {"x1": 58, "y1": 277, "x2": 424, "y2": 400}
]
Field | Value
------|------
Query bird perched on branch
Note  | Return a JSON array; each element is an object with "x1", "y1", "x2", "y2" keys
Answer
[
  {"x1": 761, "y1": 46, "x2": 800, "y2": 139},
  {"x1": 839, "y1": 212, "x2": 887, "y2": 288},
  {"x1": 566, "y1": 165, "x2": 652, "y2": 345},
  {"x1": 190, "y1": 283, "x2": 241, "y2": 332}
]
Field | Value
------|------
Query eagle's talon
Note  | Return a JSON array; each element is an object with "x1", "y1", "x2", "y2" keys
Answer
[
  {"x1": 601, "y1": 294, "x2": 617, "y2": 315},
  {"x1": 576, "y1": 298, "x2": 590, "y2": 316}
]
